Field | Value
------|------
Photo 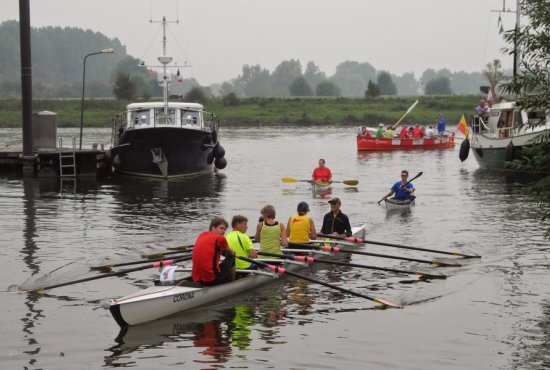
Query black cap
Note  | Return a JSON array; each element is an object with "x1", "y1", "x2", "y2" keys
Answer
[
  {"x1": 328, "y1": 197, "x2": 341, "y2": 205},
  {"x1": 297, "y1": 201, "x2": 310, "y2": 212}
]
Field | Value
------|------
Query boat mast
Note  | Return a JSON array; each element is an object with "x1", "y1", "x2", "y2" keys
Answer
[{"x1": 157, "y1": 16, "x2": 172, "y2": 112}]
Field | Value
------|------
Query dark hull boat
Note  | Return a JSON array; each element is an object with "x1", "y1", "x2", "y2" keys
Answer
[{"x1": 108, "y1": 17, "x2": 226, "y2": 179}]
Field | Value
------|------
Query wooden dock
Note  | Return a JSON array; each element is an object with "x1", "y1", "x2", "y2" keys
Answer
[{"x1": 0, "y1": 147, "x2": 112, "y2": 178}]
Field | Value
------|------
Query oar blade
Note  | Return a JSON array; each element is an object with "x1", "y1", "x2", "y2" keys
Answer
[
  {"x1": 373, "y1": 297, "x2": 403, "y2": 309},
  {"x1": 281, "y1": 177, "x2": 298, "y2": 183},
  {"x1": 432, "y1": 258, "x2": 462, "y2": 267},
  {"x1": 415, "y1": 270, "x2": 447, "y2": 280},
  {"x1": 343, "y1": 180, "x2": 359, "y2": 186},
  {"x1": 90, "y1": 264, "x2": 115, "y2": 273}
]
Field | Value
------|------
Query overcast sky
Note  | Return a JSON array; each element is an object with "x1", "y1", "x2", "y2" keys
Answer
[{"x1": 2, "y1": 0, "x2": 519, "y2": 85}]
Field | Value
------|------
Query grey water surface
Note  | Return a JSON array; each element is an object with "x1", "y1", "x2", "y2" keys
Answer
[{"x1": 1, "y1": 126, "x2": 549, "y2": 369}]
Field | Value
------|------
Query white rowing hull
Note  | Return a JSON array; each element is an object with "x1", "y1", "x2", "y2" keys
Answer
[{"x1": 109, "y1": 226, "x2": 367, "y2": 327}]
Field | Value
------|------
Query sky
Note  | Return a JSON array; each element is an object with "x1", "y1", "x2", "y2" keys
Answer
[{"x1": 2, "y1": 0, "x2": 520, "y2": 85}]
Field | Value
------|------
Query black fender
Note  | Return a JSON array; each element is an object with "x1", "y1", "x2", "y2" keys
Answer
[{"x1": 459, "y1": 139, "x2": 470, "y2": 162}]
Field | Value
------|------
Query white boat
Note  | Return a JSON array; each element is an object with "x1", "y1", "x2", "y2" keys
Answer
[
  {"x1": 384, "y1": 197, "x2": 415, "y2": 211},
  {"x1": 108, "y1": 16, "x2": 226, "y2": 178},
  {"x1": 464, "y1": 0, "x2": 550, "y2": 171},
  {"x1": 108, "y1": 226, "x2": 366, "y2": 327},
  {"x1": 467, "y1": 101, "x2": 550, "y2": 170}
]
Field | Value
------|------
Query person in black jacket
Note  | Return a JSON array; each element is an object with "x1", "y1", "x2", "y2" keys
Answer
[{"x1": 321, "y1": 197, "x2": 352, "y2": 237}]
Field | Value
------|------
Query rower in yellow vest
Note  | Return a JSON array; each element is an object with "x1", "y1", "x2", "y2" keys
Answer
[{"x1": 287, "y1": 201, "x2": 317, "y2": 244}]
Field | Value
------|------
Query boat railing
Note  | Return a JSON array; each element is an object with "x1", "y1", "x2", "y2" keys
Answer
[{"x1": 471, "y1": 115, "x2": 489, "y2": 134}]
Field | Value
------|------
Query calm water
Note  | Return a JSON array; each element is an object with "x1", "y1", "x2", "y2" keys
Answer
[{"x1": 1, "y1": 126, "x2": 549, "y2": 370}]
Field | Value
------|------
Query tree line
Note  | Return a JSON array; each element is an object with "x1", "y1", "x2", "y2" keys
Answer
[{"x1": 0, "y1": 20, "x2": 508, "y2": 99}]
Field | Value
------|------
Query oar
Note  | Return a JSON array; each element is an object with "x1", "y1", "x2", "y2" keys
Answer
[
  {"x1": 21, "y1": 256, "x2": 193, "y2": 293},
  {"x1": 142, "y1": 244, "x2": 194, "y2": 259},
  {"x1": 377, "y1": 171, "x2": 423, "y2": 205},
  {"x1": 237, "y1": 256, "x2": 402, "y2": 308},
  {"x1": 91, "y1": 251, "x2": 192, "y2": 272},
  {"x1": 316, "y1": 234, "x2": 480, "y2": 259},
  {"x1": 288, "y1": 242, "x2": 460, "y2": 267},
  {"x1": 390, "y1": 99, "x2": 419, "y2": 130},
  {"x1": 259, "y1": 251, "x2": 446, "y2": 279},
  {"x1": 282, "y1": 177, "x2": 358, "y2": 186}
]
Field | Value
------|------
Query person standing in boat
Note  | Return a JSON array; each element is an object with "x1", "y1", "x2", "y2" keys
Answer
[
  {"x1": 437, "y1": 114, "x2": 447, "y2": 136},
  {"x1": 226, "y1": 215, "x2": 258, "y2": 270},
  {"x1": 321, "y1": 197, "x2": 352, "y2": 237},
  {"x1": 382, "y1": 170, "x2": 415, "y2": 201},
  {"x1": 312, "y1": 159, "x2": 332, "y2": 183},
  {"x1": 192, "y1": 217, "x2": 236, "y2": 286},
  {"x1": 255, "y1": 204, "x2": 288, "y2": 256},
  {"x1": 475, "y1": 99, "x2": 490, "y2": 121},
  {"x1": 287, "y1": 201, "x2": 317, "y2": 243}
]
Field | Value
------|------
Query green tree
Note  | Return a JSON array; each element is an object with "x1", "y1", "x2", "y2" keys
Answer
[
  {"x1": 289, "y1": 77, "x2": 313, "y2": 96},
  {"x1": 377, "y1": 71, "x2": 397, "y2": 95},
  {"x1": 303, "y1": 61, "x2": 326, "y2": 90},
  {"x1": 112, "y1": 72, "x2": 137, "y2": 100},
  {"x1": 500, "y1": 0, "x2": 550, "y2": 237},
  {"x1": 271, "y1": 59, "x2": 302, "y2": 96},
  {"x1": 332, "y1": 61, "x2": 376, "y2": 97},
  {"x1": 482, "y1": 59, "x2": 505, "y2": 98},
  {"x1": 424, "y1": 77, "x2": 452, "y2": 95},
  {"x1": 184, "y1": 86, "x2": 208, "y2": 105},
  {"x1": 315, "y1": 80, "x2": 341, "y2": 97},
  {"x1": 365, "y1": 80, "x2": 380, "y2": 98}
]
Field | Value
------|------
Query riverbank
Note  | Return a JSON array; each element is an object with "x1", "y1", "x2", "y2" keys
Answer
[{"x1": 0, "y1": 95, "x2": 480, "y2": 128}]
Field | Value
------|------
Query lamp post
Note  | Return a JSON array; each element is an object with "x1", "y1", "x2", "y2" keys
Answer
[{"x1": 79, "y1": 48, "x2": 114, "y2": 150}]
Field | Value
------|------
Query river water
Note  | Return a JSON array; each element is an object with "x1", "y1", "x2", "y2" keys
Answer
[{"x1": 1, "y1": 126, "x2": 549, "y2": 370}]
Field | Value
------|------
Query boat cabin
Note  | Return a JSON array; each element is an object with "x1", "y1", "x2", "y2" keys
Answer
[
  {"x1": 472, "y1": 101, "x2": 542, "y2": 138},
  {"x1": 125, "y1": 102, "x2": 205, "y2": 130}
]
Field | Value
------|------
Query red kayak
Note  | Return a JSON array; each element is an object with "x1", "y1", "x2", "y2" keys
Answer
[{"x1": 357, "y1": 134, "x2": 455, "y2": 151}]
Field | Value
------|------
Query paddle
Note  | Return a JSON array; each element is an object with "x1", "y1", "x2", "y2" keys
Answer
[
  {"x1": 237, "y1": 255, "x2": 402, "y2": 308},
  {"x1": 260, "y1": 251, "x2": 446, "y2": 279},
  {"x1": 142, "y1": 244, "x2": 194, "y2": 259},
  {"x1": 377, "y1": 171, "x2": 423, "y2": 205},
  {"x1": 288, "y1": 242, "x2": 460, "y2": 267},
  {"x1": 316, "y1": 234, "x2": 480, "y2": 259},
  {"x1": 390, "y1": 99, "x2": 419, "y2": 130},
  {"x1": 281, "y1": 177, "x2": 358, "y2": 186},
  {"x1": 21, "y1": 256, "x2": 193, "y2": 293},
  {"x1": 91, "y1": 251, "x2": 192, "y2": 272}
]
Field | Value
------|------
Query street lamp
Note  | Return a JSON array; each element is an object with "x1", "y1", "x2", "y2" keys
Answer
[{"x1": 79, "y1": 48, "x2": 114, "y2": 150}]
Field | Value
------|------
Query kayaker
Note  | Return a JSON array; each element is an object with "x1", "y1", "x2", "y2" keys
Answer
[
  {"x1": 192, "y1": 217, "x2": 236, "y2": 285},
  {"x1": 255, "y1": 204, "x2": 288, "y2": 257},
  {"x1": 382, "y1": 170, "x2": 415, "y2": 201},
  {"x1": 320, "y1": 197, "x2": 352, "y2": 237},
  {"x1": 226, "y1": 215, "x2": 258, "y2": 270},
  {"x1": 312, "y1": 159, "x2": 332, "y2": 183},
  {"x1": 287, "y1": 201, "x2": 317, "y2": 243}
]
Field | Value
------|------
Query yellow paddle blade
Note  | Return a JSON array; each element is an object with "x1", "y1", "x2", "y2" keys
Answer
[
  {"x1": 343, "y1": 180, "x2": 359, "y2": 186},
  {"x1": 281, "y1": 177, "x2": 298, "y2": 183},
  {"x1": 373, "y1": 297, "x2": 403, "y2": 309}
]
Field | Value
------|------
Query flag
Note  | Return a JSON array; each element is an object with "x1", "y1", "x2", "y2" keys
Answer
[
  {"x1": 176, "y1": 68, "x2": 183, "y2": 84},
  {"x1": 456, "y1": 114, "x2": 469, "y2": 139}
]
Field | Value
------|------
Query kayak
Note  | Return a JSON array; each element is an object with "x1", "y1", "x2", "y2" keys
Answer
[{"x1": 384, "y1": 197, "x2": 415, "y2": 211}]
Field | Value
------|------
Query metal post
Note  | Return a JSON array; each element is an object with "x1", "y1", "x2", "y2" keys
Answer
[{"x1": 79, "y1": 48, "x2": 114, "y2": 150}]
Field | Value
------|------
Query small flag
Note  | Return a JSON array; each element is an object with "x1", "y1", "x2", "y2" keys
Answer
[
  {"x1": 456, "y1": 114, "x2": 469, "y2": 139},
  {"x1": 176, "y1": 68, "x2": 183, "y2": 84}
]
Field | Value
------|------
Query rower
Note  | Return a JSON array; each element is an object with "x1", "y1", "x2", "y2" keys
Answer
[
  {"x1": 226, "y1": 215, "x2": 258, "y2": 270},
  {"x1": 320, "y1": 197, "x2": 352, "y2": 237},
  {"x1": 192, "y1": 217, "x2": 236, "y2": 286},
  {"x1": 287, "y1": 201, "x2": 317, "y2": 244}
]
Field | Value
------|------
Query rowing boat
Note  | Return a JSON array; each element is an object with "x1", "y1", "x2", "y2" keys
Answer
[
  {"x1": 384, "y1": 197, "x2": 415, "y2": 211},
  {"x1": 109, "y1": 226, "x2": 367, "y2": 327}
]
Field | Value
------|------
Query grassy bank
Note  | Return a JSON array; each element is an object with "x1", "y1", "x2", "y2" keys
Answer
[{"x1": 0, "y1": 95, "x2": 480, "y2": 128}]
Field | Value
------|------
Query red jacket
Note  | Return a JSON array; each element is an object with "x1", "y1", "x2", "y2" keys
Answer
[{"x1": 192, "y1": 231, "x2": 229, "y2": 282}]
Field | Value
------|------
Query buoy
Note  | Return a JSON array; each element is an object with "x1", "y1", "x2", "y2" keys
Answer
[
  {"x1": 459, "y1": 139, "x2": 470, "y2": 162},
  {"x1": 213, "y1": 143, "x2": 225, "y2": 158},
  {"x1": 214, "y1": 157, "x2": 227, "y2": 169},
  {"x1": 505, "y1": 141, "x2": 515, "y2": 162}
]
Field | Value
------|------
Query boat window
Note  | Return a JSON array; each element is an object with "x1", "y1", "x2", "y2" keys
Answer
[
  {"x1": 183, "y1": 111, "x2": 200, "y2": 125},
  {"x1": 527, "y1": 111, "x2": 546, "y2": 124},
  {"x1": 154, "y1": 108, "x2": 176, "y2": 125},
  {"x1": 131, "y1": 110, "x2": 150, "y2": 126}
]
